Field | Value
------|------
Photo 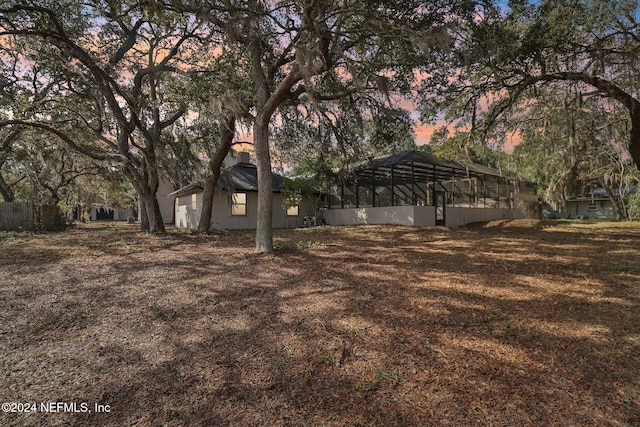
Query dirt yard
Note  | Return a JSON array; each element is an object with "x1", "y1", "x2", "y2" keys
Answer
[{"x1": 0, "y1": 220, "x2": 639, "y2": 426}]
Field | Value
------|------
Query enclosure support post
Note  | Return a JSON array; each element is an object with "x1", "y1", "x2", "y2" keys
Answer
[
  {"x1": 483, "y1": 174, "x2": 487, "y2": 208},
  {"x1": 452, "y1": 168, "x2": 457, "y2": 207},
  {"x1": 390, "y1": 165, "x2": 395, "y2": 206},
  {"x1": 341, "y1": 182, "x2": 345, "y2": 209},
  {"x1": 509, "y1": 182, "x2": 514, "y2": 209},
  {"x1": 411, "y1": 158, "x2": 416, "y2": 205},
  {"x1": 431, "y1": 165, "x2": 436, "y2": 206},
  {"x1": 470, "y1": 177, "x2": 474, "y2": 207},
  {"x1": 355, "y1": 182, "x2": 359, "y2": 208},
  {"x1": 372, "y1": 171, "x2": 376, "y2": 207}
]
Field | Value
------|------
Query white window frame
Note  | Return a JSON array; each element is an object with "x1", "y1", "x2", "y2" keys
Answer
[{"x1": 231, "y1": 193, "x2": 247, "y2": 216}]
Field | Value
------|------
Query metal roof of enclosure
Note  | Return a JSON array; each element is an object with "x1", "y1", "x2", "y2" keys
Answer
[
  {"x1": 346, "y1": 150, "x2": 506, "y2": 186},
  {"x1": 328, "y1": 150, "x2": 536, "y2": 211}
]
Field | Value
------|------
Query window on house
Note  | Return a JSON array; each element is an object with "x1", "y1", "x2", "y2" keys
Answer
[
  {"x1": 191, "y1": 194, "x2": 197, "y2": 210},
  {"x1": 283, "y1": 192, "x2": 302, "y2": 216},
  {"x1": 231, "y1": 193, "x2": 247, "y2": 216},
  {"x1": 587, "y1": 202, "x2": 597, "y2": 211}
]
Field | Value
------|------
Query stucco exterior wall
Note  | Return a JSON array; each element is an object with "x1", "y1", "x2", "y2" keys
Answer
[
  {"x1": 444, "y1": 207, "x2": 515, "y2": 227},
  {"x1": 324, "y1": 205, "x2": 518, "y2": 227},
  {"x1": 174, "y1": 192, "x2": 202, "y2": 229},
  {"x1": 174, "y1": 190, "x2": 317, "y2": 230},
  {"x1": 323, "y1": 206, "x2": 437, "y2": 226},
  {"x1": 156, "y1": 178, "x2": 176, "y2": 224},
  {"x1": 414, "y1": 206, "x2": 436, "y2": 226}
]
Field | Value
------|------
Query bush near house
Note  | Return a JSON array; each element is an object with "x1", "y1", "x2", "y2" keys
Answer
[{"x1": 627, "y1": 191, "x2": 640, "y2": 220}]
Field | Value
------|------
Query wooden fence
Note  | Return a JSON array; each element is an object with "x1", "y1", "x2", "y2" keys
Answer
[{"x1": 0, "y1": 202, "x2": 64, "y2": 231}]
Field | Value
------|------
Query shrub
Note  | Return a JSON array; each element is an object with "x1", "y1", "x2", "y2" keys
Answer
[{"x1": 627, "y1": 191, "x2": 640, "y2": 220}]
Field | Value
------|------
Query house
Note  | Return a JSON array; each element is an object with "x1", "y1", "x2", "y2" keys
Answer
[
  {"x1": 323, "y1": 150, "x2": 539, "y2": 227},
  {"x1": 169, "y1": 155, "x2": 318, "y2": 230},
  {"x1": 89, "y1": 177, "x2": 175, "y2": 223},
  {"x1": 544, "y1": 187, "x2": 636, "y2": 220},
  {"x1": 90, "y1": 206, "x2": 136, "y2": 221}
]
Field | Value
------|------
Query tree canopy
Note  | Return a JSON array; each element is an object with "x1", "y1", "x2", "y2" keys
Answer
[
  {"x1": 0, "y1": 0, "x2": 213, "y2": 231},
  {"x1": 419, "y1": 0, "x2": 640, "y2": 168},
  {"x1": 1, "y1": 0, "x2": 639, "y2": 246}
]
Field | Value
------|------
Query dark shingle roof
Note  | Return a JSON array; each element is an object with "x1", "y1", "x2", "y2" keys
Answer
[
  {"x1": 225, "y1": 163, "x2": 284, "y2": 192},
  {"x1": 168, "y1": 163, "x2": 285, "y2": 198},
  {"x1": 167, "y1": 182, "x2": 203, "y2": 197}
]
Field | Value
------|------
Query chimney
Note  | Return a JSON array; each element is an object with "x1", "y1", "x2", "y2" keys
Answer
[{"x1": 238, "y1": 152, "x2": 251, "y2": 164}]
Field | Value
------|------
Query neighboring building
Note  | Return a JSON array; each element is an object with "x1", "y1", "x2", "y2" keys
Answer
[
  {"x1": 544, "y1": 187, "x2": 636, "y2": 220},
  {"x1": 90, "y1": 207, "x2": 136, "y2": 221},
  {"x1": 323, "y1": 150, "x2": 539, "y2": 227},
  {"x1": 170, "y1": 156, "x2": 317, "y2": 230},
  {"x1": 90, "y1": 177, "x2": 175, "y2": 224}
]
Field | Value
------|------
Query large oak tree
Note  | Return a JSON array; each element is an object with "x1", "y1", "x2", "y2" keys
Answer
[
  {"x1": 420, "y1": 0, "x2": 640, "y2": 169},
  {"x1": 0, "y1": 1, "x2": 210, "y2": 231},
  {"x1": 167, "y1": 0, "x2": 463, "y2": 251}
]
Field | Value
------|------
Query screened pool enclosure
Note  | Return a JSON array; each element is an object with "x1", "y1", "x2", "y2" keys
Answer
[{"x1": 323, "y1": 150, "x2": 538, "y2": 227}]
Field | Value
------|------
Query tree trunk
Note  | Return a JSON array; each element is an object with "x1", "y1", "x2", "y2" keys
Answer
[
  {"x1": 139, "y1": 196, "x2": 149, "y2": 231},
  {"x1": 83, "y1": 204, "x2": 91, "y2": 222},
  {"x1": 198, "y1": 115, "x2": 236, "y2": 232},
  {"x1": 0, "y1": 173, "x2": 14, "y2": 202},
  {"x1": 147, "y1": 196, "x2": 165, "y2": 233},
  {"x1": 254, "y1": 116, "x2": 274, "y2": 252},
  {"x1": 246, "y1": 30, "x2": 308, "y2": 251},
  {"x1": 0, "y1": 130, "x2": 20, "y2": 202},
  {"x1": 145, "y1": 189, "x2": 165, "y2": 233},
  {"x1": 125, "y1": 166, "x2": 164, "y2": 233},
  {"x1": 629, "y1": 112, "x2": 640, "y2": 170},
  {"x1": 601, "y1": 180, "x2": 624, "y2": 220},
  {"x1": 250, "y1": 36, "x2": 275, "y2": 253},
  {"x1": 139, "y1": 188, "x2": 165, "y2": 233}
]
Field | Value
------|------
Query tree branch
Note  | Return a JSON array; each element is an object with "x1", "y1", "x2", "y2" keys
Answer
[{"x1": 0, "y1": 120, "x2": 127, "y2": 162}]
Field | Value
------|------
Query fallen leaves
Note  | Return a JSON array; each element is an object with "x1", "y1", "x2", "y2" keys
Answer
[{"x1": 0, "y1": 220, "x2": 639, "y2": 426}]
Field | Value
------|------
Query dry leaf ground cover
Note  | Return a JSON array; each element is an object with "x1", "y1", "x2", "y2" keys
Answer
[{"x1": 1, "y1": 220, "x2": 639, "y2": 426}]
